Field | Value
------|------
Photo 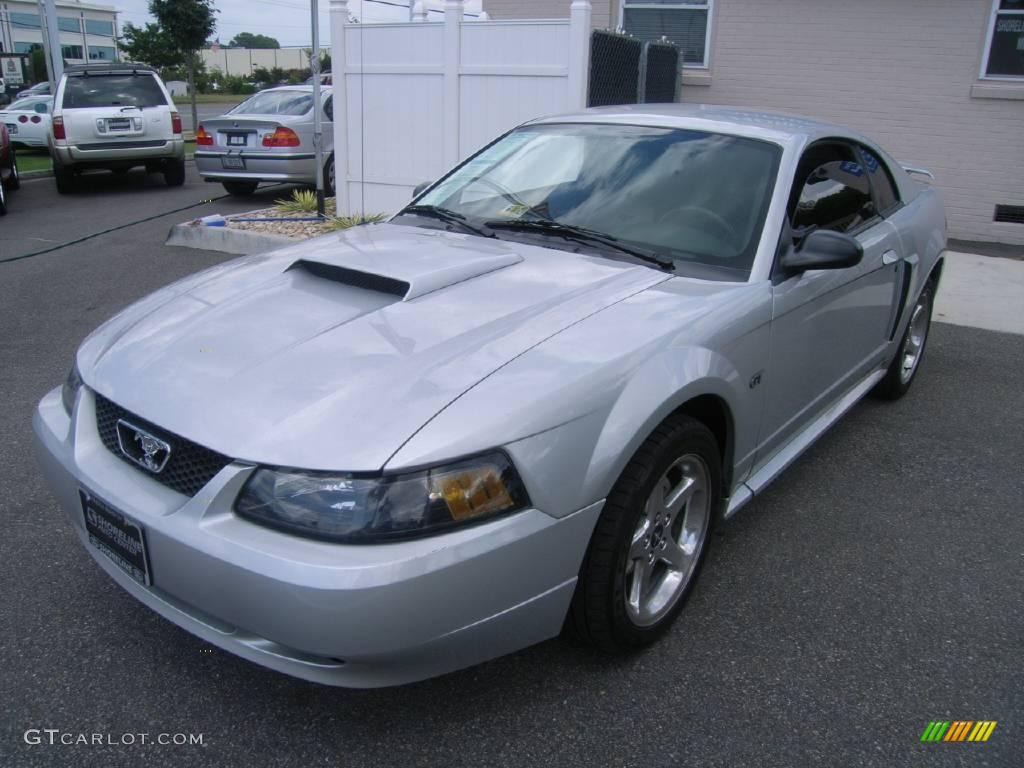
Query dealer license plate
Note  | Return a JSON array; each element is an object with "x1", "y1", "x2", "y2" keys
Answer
[
  {"x1": 221, "y1": 155, "x2": 245, "y2": 170},
  {"x1": 80, "y1": 491, "x2": 151, "y2": 586}
]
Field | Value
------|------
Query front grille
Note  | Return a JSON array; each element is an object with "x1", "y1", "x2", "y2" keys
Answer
[{"x1": 94, "y1": 393, "x2": 232, "y2": 497}]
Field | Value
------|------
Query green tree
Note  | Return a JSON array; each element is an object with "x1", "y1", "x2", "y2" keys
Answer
[
  {"x1": 28, "y1": 45, "x2": 48, "y2": 83},
  {"x1": 228, "y1": 32, "x2": 280, "y2": 49},
  {"x1": 150, "y1": 0, "x2": 217, "y2": 140},
  {"x1": 119, "y1": 22, "x2": 179, "y2": 68}
]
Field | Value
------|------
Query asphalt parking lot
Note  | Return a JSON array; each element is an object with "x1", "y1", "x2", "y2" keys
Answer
[{"x1": 1, "y1": 166, "x2": 1021, "y2": 768}]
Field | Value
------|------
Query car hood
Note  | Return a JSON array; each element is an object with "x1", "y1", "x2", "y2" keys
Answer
[{"x1": 79, "y1": 223, "x2": 669, "y2": 471}]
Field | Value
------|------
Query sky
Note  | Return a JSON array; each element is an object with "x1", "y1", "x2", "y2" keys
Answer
[{"x1": 114, "y1": 0, "x2": 484, "y2": 47}]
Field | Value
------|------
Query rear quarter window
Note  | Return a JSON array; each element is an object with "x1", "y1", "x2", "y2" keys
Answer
[
  {"x1": 62, "y1": 74, "x2": 168, "y2": 109},
  {"x1": 858, "y1": 147, "x2": 901, "y2": 216}
]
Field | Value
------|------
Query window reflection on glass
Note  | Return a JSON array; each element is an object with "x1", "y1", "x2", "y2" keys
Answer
[
  {"x1": 622, "y1": 1, "x2": 711, "y2": 66},
  {"x1": 987, "y1": 1, "x2": 1024, "y2": 76}
]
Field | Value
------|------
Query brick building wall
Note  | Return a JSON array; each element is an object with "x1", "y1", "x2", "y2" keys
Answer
[{"x1": 482, "y1": 0, "x2": 1024, "y2": 246}]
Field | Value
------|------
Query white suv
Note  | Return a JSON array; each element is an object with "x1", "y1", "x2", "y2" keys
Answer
[{"x1": 49, "y1": 63, "x2": 185, "y2": 193}]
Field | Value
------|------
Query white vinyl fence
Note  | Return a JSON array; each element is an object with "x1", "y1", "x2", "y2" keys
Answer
[
  {"x1": 329, "y1": 0, "x2": 593, "y2": 215},
  {"x1": 200, "y1": 46, "x2": 331, "y2": 77}
]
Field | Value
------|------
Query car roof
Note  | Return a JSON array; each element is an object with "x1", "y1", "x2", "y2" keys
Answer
[
  {"x1": 64, "y1": 62, "x2": 158, "y2": 76},
  {"x1": 254, "y1": 85, "x2": 331, "y2": 93},
  {"x1": 527, "y1": 103, "x2": 871, "y2": 148}
]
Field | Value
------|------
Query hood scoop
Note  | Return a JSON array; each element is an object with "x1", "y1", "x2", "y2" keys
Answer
[
  {"x1": 287, "y1": 260, "x2": 410, "y2": 298},
  {"x1": 287, "y1": 225, "x2": 524, "y2": 301}
]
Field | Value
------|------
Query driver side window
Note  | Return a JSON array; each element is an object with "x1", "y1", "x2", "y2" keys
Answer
[{"x1": 789, "y1": 144, "x2": 875, "y2": 236}]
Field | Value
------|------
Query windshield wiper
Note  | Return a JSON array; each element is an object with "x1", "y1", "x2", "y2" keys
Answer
[
  {"x1": 400, "y1": 205, "x2": 494, "y2": 238},
  {"x1": 484, "y1": 219, "x2": 674, "y2": 272}
]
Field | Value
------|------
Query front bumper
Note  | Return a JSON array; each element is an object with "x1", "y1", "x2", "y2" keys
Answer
[
  {"x1": 51, "y1": 138, "x2": 185, "y2": 166},
  {"x1": 194, "y1": 150, "x2": 316, "y2": 184},
  {"x1": 33, "y1": 386, "x2": 601, "y2": 687}
]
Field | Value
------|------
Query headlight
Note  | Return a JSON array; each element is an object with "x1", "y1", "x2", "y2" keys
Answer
[
  {"x1": 61, "y1": 361, "x2": 83, "y2": 415},
  {"x1": 234, "y1": 451, "x2": 530, "y2": 543}
]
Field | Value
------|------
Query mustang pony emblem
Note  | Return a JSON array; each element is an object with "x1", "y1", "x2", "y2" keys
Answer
[{"x1": 115, "y1": 419, "x2": 171, "y2": 474}]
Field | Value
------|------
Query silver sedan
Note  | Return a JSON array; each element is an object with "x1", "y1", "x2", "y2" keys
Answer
[
  {"x1": 193, "y1": 85, "x2": 334, "y2": 197},
  {"x1": 34, "y1": 105, "x2": 945, "y2": 687}
]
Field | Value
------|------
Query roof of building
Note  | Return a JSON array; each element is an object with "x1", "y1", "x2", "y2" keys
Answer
[{"x1": 6, "y1": 0, "x2": 117, "y2": 12}]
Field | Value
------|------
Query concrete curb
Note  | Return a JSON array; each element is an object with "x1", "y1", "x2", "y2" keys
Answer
[{"x1": 165, "y1": 221, "x2": 300, "y2": 255}]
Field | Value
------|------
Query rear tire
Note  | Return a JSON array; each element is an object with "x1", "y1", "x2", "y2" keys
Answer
[
  {"x1": 569, "y1": 414, "x2": 720, "y2": 652},
  {"x1": 222, "y1": 181, "x2": 258, "y2": 197},
  {"x1": 873, "y1": 280, "x2": 934, "y2": 400},
  {"x1": 164, "y1": 158, "x2": 186, "y2": 187},
  {"x1": 54, "y1": 163, "x2": 76, "y2": 195},
  {"x1": 0, "y1": 172, "x2": 7, "y2": 216},
  {"x1": 324, "y1": 154, "x2": 335, "y2": 196}
]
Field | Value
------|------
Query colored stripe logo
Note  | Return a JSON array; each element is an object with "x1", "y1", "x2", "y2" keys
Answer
[{"x1": 920, "y1": 721, "x2": 997, "y2": 742}]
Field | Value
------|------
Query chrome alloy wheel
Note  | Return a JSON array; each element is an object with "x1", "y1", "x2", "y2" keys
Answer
[
  {"x1": 624, "y1": 454, "x2": 711, "y2": 627},
  {"x1": 899, "y1": 294, "x2": 931, "y2": 385}
]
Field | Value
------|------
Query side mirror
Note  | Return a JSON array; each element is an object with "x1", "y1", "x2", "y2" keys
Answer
[
  {"x1": 412, "y1": 180, "x2": 432, "y2": 199},
  {"x1": 780, "y1": 229, "x2": 863, "y2": 272}
]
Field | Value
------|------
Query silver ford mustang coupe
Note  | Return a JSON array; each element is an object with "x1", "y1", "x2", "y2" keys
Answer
[{"x1": 33, "y1": 104, "x2": 945, "y2": 688}]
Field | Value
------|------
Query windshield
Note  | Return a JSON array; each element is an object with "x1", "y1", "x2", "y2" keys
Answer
[
  {"x1": 409, "y1": 123, "x2": 781, "y2": 278},
  {"x1": 230, "y1": 90, "x2": 313, "y2": 116},
  {"x1": 62, "y1": 74, "x2": 167, "y2": 109}
]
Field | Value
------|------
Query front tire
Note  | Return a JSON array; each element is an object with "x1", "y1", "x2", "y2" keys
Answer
[
  {"x1": 874, "y1": 281, "x2": 934, "y2": 400},
  {"x1": 569, "y1": 414, "x2": 720, "y2": 651},
  {"x1": 222, "y1": 181, "x2": 258, "y2": 197},
  {"x1": 4, "y1": 146, "x2": 19, "y2": 191}
]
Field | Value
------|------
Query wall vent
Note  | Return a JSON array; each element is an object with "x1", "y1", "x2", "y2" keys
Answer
[{"x1": 994, "y1": 204, "x2": 1024, "y2": 224}]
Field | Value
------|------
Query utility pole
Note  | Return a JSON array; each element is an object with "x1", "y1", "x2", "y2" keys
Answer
[
  {"x1": 310, "y1": 0, "x2": 326, "y2": 217},
  {"x1": 38, "y1": 0, "x2": 63, "y2": 91}
]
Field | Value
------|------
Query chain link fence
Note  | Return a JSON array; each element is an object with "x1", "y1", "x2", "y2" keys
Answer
[{"x1": 588, "y1": 30, "x2": 681, "y2": 107}]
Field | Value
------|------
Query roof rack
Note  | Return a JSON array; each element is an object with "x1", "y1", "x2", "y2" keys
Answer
[{"x1": 64, "y1": 62, "x2": 158, "y2": 76}]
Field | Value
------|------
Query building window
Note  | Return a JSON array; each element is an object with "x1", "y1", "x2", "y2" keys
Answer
[
  {"x1": 85, "y1": 19, "x2": 115, "y2": 37},
  {"x1": 59, "y1": 16, "x2": 82, "y2": 33},
  {"x1": 984, "y1": 0, "x2": 1024, "y2": 78},
  {"x1": 62, "y1": 45, "x2": 84, "y2": 60},
  {"x1": 88, "y1": 46, "x2": 117, "y2": 61},
  {"x1": 14, "y1": 42, "x2": 39, "y2": 54},
  {"x1": 9, "y1": 12, "x2": 42, "y2": 30},
  {"x1": 621, "y1": 1, "x2": 712, "y2": 67}
]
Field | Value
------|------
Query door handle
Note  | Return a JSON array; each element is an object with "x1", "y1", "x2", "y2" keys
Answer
[{"x1": 882, "y1": 250, "x2": 900, "y2": 266}]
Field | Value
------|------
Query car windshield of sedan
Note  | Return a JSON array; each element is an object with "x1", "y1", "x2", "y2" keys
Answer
[
  {"x1": 406, "y1": 123, "x2": 782, "y2": 278},
  {"x1": 230, "y1": 90, "x2": 314, "y2": 116}
]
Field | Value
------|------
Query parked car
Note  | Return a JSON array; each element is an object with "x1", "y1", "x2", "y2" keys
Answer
[
  {"x1": 0, "y1": 121, "x2": 20, "y2": 215},
  {"x1": 34, "y1": 105, "x2": 946, "y2": 687},
  {"x1": 48, "y1": 63, "x2": 185, "y2": 194},
  {"x1": 16, "y1": 81, "x2": 50, "y2": 100},
  {"x1": 0, "y1": 95, "x2": 53, "y2": 147},
  {"x1": 193, "y1": 85, "x2": 333, "y2": 196}
]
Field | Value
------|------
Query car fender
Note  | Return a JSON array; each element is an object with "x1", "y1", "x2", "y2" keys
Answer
[{"x1": 577, "y1": 347, "x2": 745, "y2": 514}]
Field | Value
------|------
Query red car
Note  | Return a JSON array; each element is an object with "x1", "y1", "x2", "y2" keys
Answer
[{"x1": 0, "y1": 122, "x2": 20, "y2": 215}]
